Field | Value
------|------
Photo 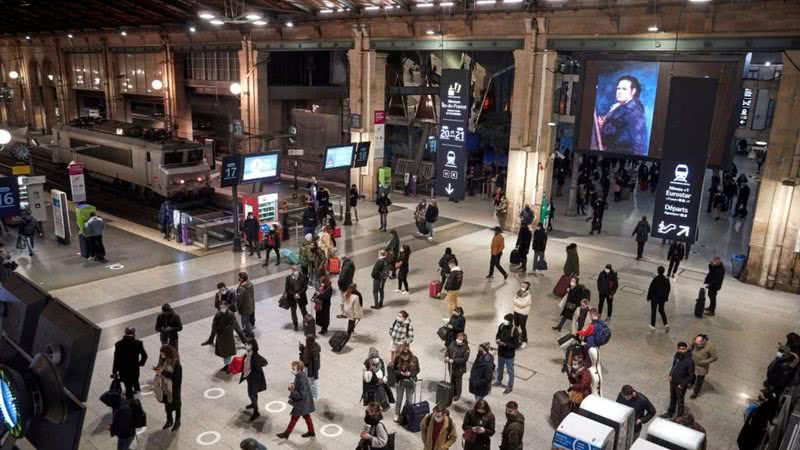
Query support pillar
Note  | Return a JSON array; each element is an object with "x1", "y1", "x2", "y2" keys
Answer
[
  {"x1": 161, "y1": 37, "x2": 192, "y2": 139},
  {"x1": 103, "y1": 39, "x2": 124, "y2": 121},
  {"x1": 238, "y1": 35, "x2": 267, "y2": 153},
  {"x1": 743, "y1": 50, "x2": 800, "y2": 293},
  {"x1": 53, "y1": 39, "x2": 77, "y2": 124},
  {"x1": 505, "y1": 18, "x2": 557, "y2": 230}
]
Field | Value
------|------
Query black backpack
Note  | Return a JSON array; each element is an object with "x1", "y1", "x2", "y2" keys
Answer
[{"x1": 128, "y1": 398, "x2": 147, "y2": 428}]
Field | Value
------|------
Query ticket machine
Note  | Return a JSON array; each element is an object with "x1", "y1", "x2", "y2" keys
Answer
[
  {"x1": 579, "y1": 394, "x2": 635, "y2": 450},
  {"x1": 553, "y1": 412, "x2": 615, "y2": 450},
  {"x1": 645, "y1": 418, "x2": 706, "y2": 450}
]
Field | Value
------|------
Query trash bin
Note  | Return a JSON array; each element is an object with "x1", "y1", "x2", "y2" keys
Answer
[{"x1": 731, "y1": 254, "x2": 747, "y2": 279}]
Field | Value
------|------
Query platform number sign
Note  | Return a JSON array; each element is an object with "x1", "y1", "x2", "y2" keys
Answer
[
  {"x1": 220, "y1": 155, "x2": 243, "y2": 187},
  {"x1": 0, "y1": 178, "x2": 19, "y2": 217}
]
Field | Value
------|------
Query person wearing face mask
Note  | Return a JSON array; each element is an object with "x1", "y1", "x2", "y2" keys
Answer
[
  {"x1": 494, "y1": 314, "x2": 520, "y2": 394},
  {"x1": 359, "y1": 402, "x2": 391, "y2": 449},
  {"x1": 690, "y1": 334, "x2": 718, "y2": 399},
  {"x1": 446, "y1": 332, "x2": 471, "y2": 402},
  {"x1": 421, "y1": 404, "x2": 457, "y2": 450},
  {"x1": 371, "y1": 250, "x2": 390, "y2": 309},
  {"x1": 201, "y1": 300, "x2": 246, "y2": 372},
  {"x1": 444, "y1": 307, "x2": 466, "y2": 348},
  {"x1": 660, "y1": 342, "x2": 695, "y2": 419},
  {"x1": 240, "y1": 338, "x2": 268, "y2": 422},
  {"x1": 341, "y1": 284, "x2": 364, "y2": 336},
  {"x1": 469, "y1": 343, "x2": 495, "y2": 402},
  {"x1": 394, "y1": 245, "x2": 412, "y2": 294},
  {"x1": 499, "y1": 401, "x2": 525, "y2": 450},
  {"x1": 567, "y1": 354, "x2": 592, "y2": 405},
  {"x1": 214, "y1": 282, "x2": 233, "y2": 310},
  {"x1": 155, "y1": 303, "x2": 183, "y2": 350},
  {"x1": 388, "y1": 310, "x2": 415, "y2": 363},
  {"x1": 596, "y1": 264, "x2": 618, "y2": 320},
  {"x1": 236, "y1": 271, "x2": 256, "y2": 336},
  {"x1": 553, "y1": 277, "x2": 587, "y2": 332},
  {"x1": 362, "y1": 347, "x2": 390, "y2": 411},
  {"x1": 616, "y1": 385, "x2": 656, "y2": 437},
  {"x1": 512, "y1": 282, "x2": 531, "y2": 348},
  {"x1": 646, "y1": 266, "x2": 671, "y2": 331},
  {"x1": 443, "y1": 260, "x2": 464, "y2": 314},
  {"x1": 153, "y1": 344, "x2": 182, "y2": 431},
  {"x1": 277, "y1": 361, "x2": 316, "y2": 439},
  {"x1": 462, "y1": 399, "x2": 495, "y2": 450},
  {"x1": 284, "y1": 265, "x2": 309, "y2": 332},
  {"x1": 299, "y1": 335, "x2": 321, "y2": 401},
  {"x1": 392, "y1": 344, "x2": 420, "y2": 421},
  {"x1": 571, "y1": 299, "x2": 591, "y2": 336}
]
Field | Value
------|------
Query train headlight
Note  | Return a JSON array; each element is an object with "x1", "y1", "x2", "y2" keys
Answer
[
  {"x1": 196, "y1": 176, "x2": 203, "y2": 183},
  {"x1": 179, "y1": 179, "x2": 185, "y2": 185}
]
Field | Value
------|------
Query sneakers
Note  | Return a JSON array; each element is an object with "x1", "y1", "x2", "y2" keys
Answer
[
  {"x1": 393, "y1": 289, "x2": 402, "y2": 293},
  {"x1": 401, "y1": 290, "x2": 409, "y2": 295},
  {"x1": 649, "y1": 325, "x2": 656, "y2": 331},
  {"x1": 520, "y1": 342, "x2": 527, "y2": 349},
  {"x1": 427, "y1": 236, "x2": 433, "y2": 241},
  {"x1": 393, "y1": 417, "x2": 400, "y2": 423},
  {"x1": 665, "y1": 324, "x2": 670, "y2": 330}
]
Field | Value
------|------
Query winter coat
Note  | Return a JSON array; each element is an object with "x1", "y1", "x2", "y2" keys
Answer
[
  {"x1": 691, "y1": 340, "x2": 718, "y2": 376},
  {"x1": 342, "y1": 291, "x2": 364, "y2": 320},
  {"x1": 426, "y1": 205, "x2": 439, "y2": 223},
  {"x1": 469, "y1": 352, "x2": 495, "y2": 397},
  {"x1": 284, "y1": 273, "x2": 308, "y2": 306},
  {"x1": 302, "y1": 208, "x2": 318, "y2": 228},
  {"x1": 512, "y1": 290, "x2": 532, "y2": 316},
  {"x1": 19, "y1": 214, "x2": 40, "y2": 237},
  {"x1": 444, "y1": 268, "x2": 463, "y2": 291},
  {"x1": 446, "y1": 341, "x2": 470, "y2": 375},
  {"x1": 519, "y1": 207, "x2": 534, "y2": 227},
  {"x1": 597, "y1": 270, "x2": 618, "y2": 297},
  {"x1": 564, "y1": 245, "x2": 580, "y2": 276},
  {"x1": 532, "y1": 228, "x2": 547, "y2": 252},
  {"x1": 647, "y1": 274, "x2": 671, "y2": 304},
  {"x1": 337, "y1": 257, "x2": 355, "y2": 290},
  {"x1": 392, "y1": 354, "x2": 421, "y2": 383},
  {"x1": 207, "y1": 310, "x2": 244, "y2": 358},
  {"x1": 445, "y1": 315, "x2": 466, "y2": 347},
  {"x1": 299, "y1": 343, "x2": 321, "y2": 379},
  {"x1": 669, "y1": 353, "x2": 696, "y2": 386},
  {"x1": 704, "y1": 263, "x2": 725, "y2": 291},
  {"x1": 376, "y1": 196, "x2": 392, "y2": 213},
  {"x1": 350, "y1": 188, "x2": 359, "y2": 207},
  {"x1": 319, "y1": 231, "x2": 334, "y2": 259},
  {"x1": 112, "y1": 336, "x2": 148, "y2": 381},
  {"x1": 160, "y1": 361, "x2": 183, "y2": 404},
  {"x1": 668, "y1": 242, "x2": 685, "y2": 261},
  {"x1": 398, "y1": 251, "x2": 410, "y2": 276},
  {"x1": 491, "y1": 234, "x2": 505, "y2": 256},
  {"x1": 243, "y1": 217, "x2": 260, "y2": 241},
  {"x1": 499, "y1": 412, "x2": 525, "y2": 450},
  {"x1": 85, "y1": 216, "x2": 105, "y2": 237},
  {"x1": 439, "y1": 253, "x2": 455, "y2": 278},
  {"x1": 421, "y1": 414, "x2": 458, "y2": 450},
  {"x1": 158, "y1": 202, "x2": 173, "y2": 226},
  {"x1": 236, "y1": 280, "x2": 256, "y2": 315},
  {"x1": 616, "y1": 391, "x2": 655, "y2": 433},
  {"x1": 314, "y1": 285, "x2": 333, "y2": 328},
  {"x1": 263, "y1": 229, "x2": 280, "y2": 249},
  {"x1": 495, "y1": 197, "x2": 509, "y2": 216},
  {"x1": 568, "y1": 367, "x2": 593, "y2": 398},
  {"x1": 289, "y1": 371, "x2": 316, "y2": 416},
  {"x1": 371, "y1": 258, "x2": 388, "y2": 280},
  {"x1": 496, "y1": 324, "x2": 518, "y2": 359},
  {"x1": 388, "y1": 319, "x2": 414, "y2": 345},
  {"x1": 632, "y1": 220, "x2": 651, "y2": 243},
  {"x1": 240, "y1": 351, "x2": 268, "y2": 393},
  {"x1": 386, "y1": 235, "x2": 400, "y2": 258},
  {"x1": 462, "y1": 410, "x2": 496, "y2": 450},
  {"x1": 110, "y1": 401, "x2": 136, "y2": 439},
  {"x1": 561, "y1": 285, "x2": 588, "y2": 319},
  {"x1": 515, "y1": 227, "x2": 531, "y2": 254},
  {"x1": 155, "y1": 310, "x2": 183, "y2": 344}
]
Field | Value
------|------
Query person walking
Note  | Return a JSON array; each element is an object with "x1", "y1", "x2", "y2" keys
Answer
[
  {"x1": 512, "y1": 282, "x2": 531, "y2": 348},
  {"x1": 395, "y1": 245, "x2": 411, "y2": 294},
  {"x1": 616, "y1": 385, "x2": 656, "y2": 437},
  {"x1": 563, "y1": 243, "x2": 580, "y2": 277},
  {"x1": 632, "y1": 216, "x2": 651, "y2": 260},
  {"x1": 349, "y1": 184, "x2": 360, "y2": 222},
  {"x1": 661, "y1": 342, "x2": 695, "y2": 419},
  {"x1": 514, "y1": 224, "x2": 532, "y2": 273},
  {"x1": 553, "y1": 277, "x2": 586, "y2": 332},
  {"x1": 446, "y1": 332, "x2": 470, "y2": 401},
  {"x1": 499, "y1": 401, "x2": 525, "y2": 450},
  {"x1": 426, "y1": 199, "x2": 439, "y2": 240},
  {"x1": 469, "y1": 343, "x2": 495, "y2": 402},
  {"x1": 85, "y1": 212, "x2": 107, "y2": 262},
  {"x1": 703, "y1": 256, "x2": 725, "y2": 316},
  {"x1": 444, "y1": 306, "x2": 466, "y2": 348},
  {"x1": 341, "y1": 284, "x2": 364, "y2": 336},
  {"x1": 360, "y1": 402, "x2": 391, "y2": 449},
  {"x1": 262, "y1": 223, "x2": 281, "y2": 266},
  {"x1": 112, "y1": 327, "x2": 148, "y2": 399},
  {"x1": 109, "y1": 395, "x2": 136, "y2": 450},
  {"x1": 690, "y1": 334, "x2": 718, "y2": 399},
  {"x1": 667, "y1": 241, "x2": 685, "y2": 278},
  {"x1": 439, "y1": 248, "x2": 456, "y2": 289},
  {"x1": 155, "y1": 303, "x2": 183, "y2": 350},
  {"x1": 242, "y1": 212, "x2": 262, "y2": 258},
  {"x1": 18, "y1": 209, "x2": 42, "y2": 257},
  {"x1": 236, "y1": 272, "x2": 256, "y2": 335},
  {"x1": 494, "y1": 314, "x2": 519, "y2": 394},
  {"x1": 313, "y1": 276, "x2": 333, "y2": 335},
  {"x1": 487, "y1": 227, "x2": 509, "y2": 280},
  {"x1": 277, "y1": 361, "x2": 316, "y2": 439},
  {"x1": 646, "y1": 266, "x2": 671, "y2": 330},
  {"x1": 596, "y1": 264, "x2": 618, "y2": 320},
  {"x1": 443, "y1": 259, "x2": 463, "y2": 315},
  {"x1": 371, "y1": 250, "x2": 389, "y2": 309},
  {"x1": 421, "y1": 404, "x2": 458, "y2": 450},
  {"x1": 202, "y1": 299, "x2": 246, "y2": 371},
  {"x1": 392, "y1": 344, "x2": 420, "y2": 421},
  {"x1": 530, "y1": 223, "x2": 548, "y2": 274},
  {"x1": 158, "y1": 200, "x2": 173, "y2": 240},
  {"x1": 462, "y1": 399, "x2": 496, "y2": 450},
  {"x1": 495, "y1": 193, "x2": 509, "y2": 229},
  {"x1": 388, "y1": 310, "x2": 415, "y2": 362},
  {"x1": 284, "y1": 265, "x2": 309, "y2": 331},
  {"x1": 154, "y1": 344, "x2": 182, "y2": 431},
  {"x1": 240, "y1": 338, "x2": 268, "y2": 421},
  {"x1": 376, "y1": 191, "x2": 392, "y2": 232},
  {"x1": 298, "y1": 335, "x2": 321, "y2": 400}
]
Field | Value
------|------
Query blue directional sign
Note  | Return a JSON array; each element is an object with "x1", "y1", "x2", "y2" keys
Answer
[
  {"x1": 0, "y1": 178, "x2": 20, "y2": 218},
  {"x1": 435, "y1": 69, "x2": 470, "y2": 201}
]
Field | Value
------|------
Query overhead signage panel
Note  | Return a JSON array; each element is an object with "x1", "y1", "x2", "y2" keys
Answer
[
  {"x1": 435, "y1": 69, "x2": 470, "y2": 200},
  {"x1": 353, "y1": 142, "x2": 371, "y2": 168}
]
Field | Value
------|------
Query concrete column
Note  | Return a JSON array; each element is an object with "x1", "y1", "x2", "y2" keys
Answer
[
  {"x1": 238, "y1": 35, "x2": 267, "y2": 153},
  {"x1": 743, "y1": 50, "x2": 800, "y2": 293},
  {"x1": 40, "y1": 56, "x2": 59, "y2": 131},
  {"x1": 348, "y1": 25, "x2": 386, "y2": 201},
  {"x1": 102, "y1": 40, "x2": 124, "y2": 121},
  {"x1": 505, "y1": 18, "x2": 557, "y2": 230},
  {"x1": 161, "y1": 38, "x2": 192, "y2": 139},
  {"x1": 16, "y1": 46, "x2": 36, "y2": 128}
]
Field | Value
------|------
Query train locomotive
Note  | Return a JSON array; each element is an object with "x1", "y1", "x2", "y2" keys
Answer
[{"x1": 50, "y1": 119, "x2": 212, "y2": 199}]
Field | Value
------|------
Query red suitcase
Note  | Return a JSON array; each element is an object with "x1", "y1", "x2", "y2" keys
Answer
[
  {"x1": 333, "y1": 227, "x2": 342, "y2": 238},
  {"x1": 429, "y1": 280, "x2": 441, "y2": 298},
  {"x1": 228, "y1": 355, "x2": 244, "y2": 374},
  {"x1": 553, "y1": 274, "x2": 571, "y2": 298},
  {"x1": 325, "y1": 257, "x2": 341, "y2": 274}
]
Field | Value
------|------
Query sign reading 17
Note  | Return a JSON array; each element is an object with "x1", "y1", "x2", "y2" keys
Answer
[{"x1": 225, "y1": 165, "x2": 238, "y2": 179}]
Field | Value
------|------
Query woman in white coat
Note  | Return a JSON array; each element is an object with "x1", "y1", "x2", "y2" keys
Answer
[{"x1": 512, "y1": 281, "x2": 532, "y2": 349}]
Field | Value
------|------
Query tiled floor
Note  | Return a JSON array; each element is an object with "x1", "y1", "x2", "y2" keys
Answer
[{"x1": 10, "y1": 158, "x2": 795, "y2": 449}]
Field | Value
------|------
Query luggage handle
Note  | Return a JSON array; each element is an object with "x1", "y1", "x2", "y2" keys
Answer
[{"x1": 411, "y1": 377, "x2": 423, "y2": 404}]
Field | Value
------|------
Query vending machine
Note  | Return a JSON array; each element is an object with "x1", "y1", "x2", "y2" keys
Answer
[
  {"x1": 553, "y1": 413, "x2": 615, "y2": 450},
  {"x1": 645, "y1": 418, "x2": 706, "y2": 450},
  {"x1": 579, "y1": 394, "x2": 635, "y2": 450},
  {"x1": 241, "y1": 193, "x2": 278, "y2": 241}
]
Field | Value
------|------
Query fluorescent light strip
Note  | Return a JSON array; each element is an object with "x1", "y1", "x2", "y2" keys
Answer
[
  {"x1": 417, "y1": 2, "x2": 434, "y2": 7},
  {"x1": 476, "y1": 0, "x2": 497, "y2": 4},
  {"x1": 364, "y1": 5, "x2": 380, "y2": 10},
  {"x1": 440, "y1": 1, "x2": 454, "y2": 5},
  {"x1": 320, "y1": 8, "x2": 334, "y2": 13},
  {"x1": 503, "y1": 0, "x2": 524, "y2": 3}
]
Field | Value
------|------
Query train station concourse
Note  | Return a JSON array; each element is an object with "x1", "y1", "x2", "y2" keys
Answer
[{"x1": 1, "y1": 1, "x2": 800, "y2": 450}]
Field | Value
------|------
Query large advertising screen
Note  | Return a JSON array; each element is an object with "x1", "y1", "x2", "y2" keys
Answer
[
  {"x1": 589, "y1": 61, "x2": 659, "y2": 156},
  {"x1": 241, "y1": 152, "x2": 279, "y2": 184},
  {"x1": 323, "y1": 144, "x2": 355, "y2": 171}
]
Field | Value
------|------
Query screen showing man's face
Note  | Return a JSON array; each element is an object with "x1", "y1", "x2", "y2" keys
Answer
[{"x1": 616, "y1": 79, "x2": 636, "y2": 104}]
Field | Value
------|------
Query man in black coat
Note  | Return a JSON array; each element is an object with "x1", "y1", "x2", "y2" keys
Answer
[
  {"x1": 109, "y1": 396, "x2": 136, "y2": 450},
  {"x1": 616, "y1": 385, "x2": 656, "y2": 436},
  {"x1": 514, "y1": 224, "x2": 532, "y2": 272},
  {"x1": 302, "y1": 205, "x2": 318, "y2": 236},
  {"x1": 667, "y1": 241, "x2": 685, "y2": 278},
  {"x1": 370, "y1": 250, "x2": 388, "y2": 309},
  {"x1": 112, "y1": 327, "x2": 148, "y2": 399},
  {"x1": 631, "y1": 216, "x2": 651, "y2": 260},
  {"x1": 703, "y1": 256, "x2": 725, "y2": 316},
  {"x1": 661, "y1": 342, "x2": 695, "y2": 419},
  {"x1": 337, "y1": 256, "x2": 355, "y2": 292},
  {"x1": 532, "y1": 222, "x2": 547, "y2": 274},
  {"x1": 646, "y1": 266, "x2": 670, "y2": 330},
  {"x1": 596, "y1": 264, "x2": 618, "y2": 320},
  {"x1": 284, "y1": 265, "x2": 309, "y2": 331},
  {"x1": 242, "y1": 212, "x2": 261, "y2": 258},
  {"x1": 155, "y1": 303, "x2": 183, "y2": 349}
]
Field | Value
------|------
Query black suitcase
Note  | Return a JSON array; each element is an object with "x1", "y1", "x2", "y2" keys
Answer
[
  {"x1": 694, "y1": 298, "x2": 705, "y2": 318},
  {"x1": 79, "y1": 233, "x2": 89, "y2": 258},
  {"x1": 329, "y1": 331, "x2": 350, "y2": 353},
  {"x1": 509, "y1": 249, "x2": 521, "y2": 265},
  {"x1": 435, "y1": 364, "x2": 453, "y2": 407},
  {"x1": 550, "y1": 390, "x2": 572, "y2": 427},
  {"x1": 401, "y1": 381, "x2": 429, "y2": 432}
]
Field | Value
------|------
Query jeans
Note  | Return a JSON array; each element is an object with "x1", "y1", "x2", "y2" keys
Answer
[
  {"x1": 667, "y1": 382, "x2": 687, "y2": 416},
  {"x1": 372, "y1": 278, "x2": 385, "y2": 307},
  {"x1": 533, "y1": 250, "x2": 545, "y2": 271},
  {"x1": 241, "y1": 313, "x2": 254, "y2": 335},
  {"x1": 667, "y1": 258, "x2": 680, "y2": 277},
  {"x1": 513, "y1": 313, "x2": 528, "y2": 343},
  {"x1": 379, "y1": 213, "x2": 388, "y2": 230},
  {"x1": 303, "y1": 226, "x2": 316, "y2": 237},
  {"x1": 309, "y1": 376, "x2": 319, "y2": 400},
  {"x1": 636, "y1": 241, "x2": 645, "y2": 259},
  {"x1": 117, "y1": 436, "x2": 134, "y2": 450},
  {"x1": 488, "y1": 253, "x2": 508, "y2": 278},
  {"x1": 650, "y1": 301, "x2": 668, "y2": 327},
  {"x1": 395, "y1": 379, "x2": 415, "y2": 416},
  {"x1": 598, "y1": 295, "x2": 613, "y2": 318},
  {"x1": 21, "y1": 235, "x2": 34, "y2": 255},
  {"x1": 707, "y1": 288, "x2": 718, "y2": 312},
  {"x1": 693, "y1": 375, "x2": 705, "y2": 395},
  {"x1": 496, "y1": 356, "x2": 514, "y2": 387},
  {"x1": 426, "y1": 221, "x2": 434, "y2": 237},
  {"x1": 352, "y1": 206, "x2": 359, "y2": 222}
]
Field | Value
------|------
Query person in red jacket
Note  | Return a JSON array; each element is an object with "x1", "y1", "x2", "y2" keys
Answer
[{"x1": 568, "y1": 354, "x2": 593, "y2": 401}]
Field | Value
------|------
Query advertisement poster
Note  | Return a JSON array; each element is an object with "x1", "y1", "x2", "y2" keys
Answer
[
  {"x1": 435, "y1": 69, "x2": 470, "y2": 200},
  {"x1": 68, "y1": 162, "x2": 87, "y2": 203},
  {"x1": 373, "y1": 111, "x2": 386, "y2": 159},
  {"x1": 0, "y1": 178, "x2": 20, "y2": 218},
  {"x1": 51, "y1": 189, "x2": 72, "y2": 244},
  {"x1": 590, "y1": 61, "x2": 659, "y2": 156}
]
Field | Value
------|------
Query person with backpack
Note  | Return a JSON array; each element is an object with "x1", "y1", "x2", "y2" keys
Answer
[
  {"x1": 469, "y1": 343, "x2": 495, "y2": 402},
  {"x1": 241, "y1": 338, "x2": 269, "y2": 422},
  {"x1": 596, "y1": 264, "x2": 618, "y2": 320},
  {"x1": 646, "y1": 266, "x2": 671, "y2": 331},
  {"x1": 512, "y1": 282, "x2": 531, "y2": 349},
  {"x1": 154, "y1": 344, "x2": 182, "y2": 431},
  {"x1": 262, "y1": 223, "x2": 281, "y2": 266},
  {"x1": 666, "y1": 241, "x2": 685, "y2": 278},
  {"x1": 155, "y1": 303, "x2": 183, "y2": 350},
  {"x1": 201, "y1": 299, "x2": 246, "y2": 372},
  {"x1": 236, "y1": 272, "x2": 256, "y2": 336},
  {"x1": 338, "y1": 256, "x2": 355, "y2": 293},
  {"x1": 109, "y1": 395, "x2": 136, "y2": 450},
  {"x1": 575, "y1": 308, "x2": 611, "y2": 349},
  {"x1": 446, "y1": 332, "x2": 471, "y2": 402},
  {"x1": 284, "y1": 265, "x2": 310, "y2": 331},
  {"x1": 462, "y1": 399, "x2": 496, "y2": 450},
  {"x1": 425, "y1": 199, "x2": 439, "y2": 240},
  {"x1": 112, "y1": 326, "x2": 148, "y2": 399},
  {"x1": 421, "y1": 404, "x2": 458, "y2": 450},
  {"x1": 392, "y1": 344, "x2": 420, "y2": 422},
  {"x1": 444, "y1": 259, "x2": 464, "y2": 315},
  {"x1": 494, "y1": 314, "x2": 519, "y2": 394},
  {"x1": 360, "y1": 401, "x2": 391, "y2": 449},
  {"x1": 438, "y1": 248, "x2": 456, "y2": 292},
  {"x1": 371, "y1": 250, "x2": 390, "y2": 309},
  {"x1": 388, "y1": 310, "x2": 415, "y2": 363}
]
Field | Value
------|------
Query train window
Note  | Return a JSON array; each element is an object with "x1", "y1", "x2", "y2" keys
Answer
[
  {"x1": 163, "y1": 152, "x2": 183, "y2": 165},
  {"x1": 69, "y1": 138, "x2": 133, "y2": 167},
  {"x1": 186, "y1": 149, "x2": 204, "y2": 163}
]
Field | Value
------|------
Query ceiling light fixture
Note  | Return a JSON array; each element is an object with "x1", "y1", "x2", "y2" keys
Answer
[
  {"x1": 364, "y1": 5, "x2": 380, "y2": 10},
  {"x1": 765, "y1": 61, "x2": 772, "y2": 66},
  {"x1": 286, "y1": 21, "x2": 294, "y2": 27},
  {"x1": 320, "y1": 8, "x2": 333, "y2": 13},
  {"x1": 25, "y1": 36, "x2": 31, "y2": 40},
  {"x1": 120, "y1": 31, "x2": 127, "y2": 36},
  {"x1": 417, "y1": 2, "x2": 434, "y2": 7},
  {"x1": 229, "y1": 82, "x2": 242, "y2": 95},
  {"x1": 67, "y1": 33, "x2": 73, "y2": 38},
  {"x1": 252, "y1": 20, "x2": 267, "y2": 25},
  {"x1": 8, "y1": 71, "x2": 19, "y2": 80},
  {"x1": 151, "y1": 79, "x2": 163, "y2": 90},
  {"x1": 426, "y1": 29, "x2": 435, "y2": 35},
  {"x1": 476, "y1": 0, "x2": 497, "y2": 4},
  {"x1": 189, "y1": 26, "x2": 196, "y2": 32},
  {"x1": 440, "y1": 1, "x2": 455, "y2": 6},
  {"x1": 47, "y1": 74, "x2": 54, "y2": 81},
  {"x1": 503, "y1": 0, "x2": 524, "y2": 3},
  {"x1": 245, "y1": 13, "x2": 262, "y2": 20},
  {"x1": 687, "y1": 0, "x2": 711, "y2": 3},
  {"x1": 209, "y1": 19, "x2": 224, "y2": 25},
  {"x1": 198, "y1": 11, "x2": 215, "y2": 19},
  {"x1": 648, "y1": 25, "x2": 659, "y2": 32}
]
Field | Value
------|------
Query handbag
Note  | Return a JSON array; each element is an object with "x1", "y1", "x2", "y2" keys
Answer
[
  {"x1": 463, "y1": 428, "x2": 477, "y2": 444},
  {"x1": 314, "y1": 300, "x2": 321, "y2": 312},
  {"x1": 437, "y1": 326, "x2": 449, "y2": 341},
  {"x1": 278, "y1": 293, "x2": 291, "y2": 310}
]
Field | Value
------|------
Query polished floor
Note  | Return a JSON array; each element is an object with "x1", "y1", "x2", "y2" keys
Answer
[{"x1": 11, "y1": 166, "x2": 796, "y2": 450}]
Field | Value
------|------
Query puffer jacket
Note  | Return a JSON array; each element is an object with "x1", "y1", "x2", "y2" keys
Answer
[
  {"x1": 692, "y1": 340, "x2": 718, "y2": 376},
  {"x1": 512, "y1": 290, "x2": 532, "y2": 315}
]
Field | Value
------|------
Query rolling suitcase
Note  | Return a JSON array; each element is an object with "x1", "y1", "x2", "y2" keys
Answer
[
  {"x1": 429, "y1": 280, "x2": 441, "y2": 299},
  {"x1": 509, "y1": 249, "x2": 521, "y2": 265},
  {"x1": 401, "y1": 381, "x2": 429, "y2": 432},
  {"x1": 329, "y1": 330, "x2": 350, "y2": 353},
  {"x1": 550, "y1": 390, "x2": 573, "y2": 427},
  {"x1": 280, "y1": 248, "x2": 301, "y2": 265},
  {"x1": 436, "y1": 364, "x2": 453, "y2": 407},
  {"x1": 79, "y1": 233, "x2": 90, "y2": 258},
  {"x1": 325, "y1": 257, "x2": 341, "y2": 274},
  {"x1": 553, "y1": 274, "x2": 571, "y2": 298},
  {"x1": 694, "y1": 298, "x2": 705, "y2": 318}
]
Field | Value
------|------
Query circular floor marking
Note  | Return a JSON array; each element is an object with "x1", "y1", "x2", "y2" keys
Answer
[
  {"x1": 203, "y1": 388, "x2": 225, "y2": 399},
  {"x1": 139, "y1": 384, "x2": 153, "y2": 396},
  {"x1": 106, "y1": 263, "x2": 125, "y2": 270},
  {"x1": 196, "y1": 431, "x2": 221, "y2": 446},
  {"x1": 320, "y1": 424, "x2": 343, "y2": 437},
  {"x1": 265, "y1": 400, "x2": 287, "y2": 413}
]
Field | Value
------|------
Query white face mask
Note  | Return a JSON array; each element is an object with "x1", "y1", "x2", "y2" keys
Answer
[
  {"x1": 291, "y1": 368, "x2": 299, "y2": 375},
  {"x1": 572, "y1": 364, "x2": 580, "y2": 370},
  {"x1": 503, "y1": 320, "x2": 510, "y2": 326},
  {"x1": 245, "y1": 345, "x2": 252, "y2": 351},
  {"x1": 433, "y1": 415, "x2": 444, "y2": 423},
  {"x1": 456, "y1": 339, "x2": 463, "y2": 345},
  {"x1": 372, "y1": 357, "x2": 380, "y2": 364},
  {"x1": 220, "y1": 307, "x2": 228, "y2": 313},
  {"x1": 777, "y1": 351, "x2": 784, "y2": 358},
  {"x1": 605, "y1": 269, "x2": 610, "y2": 273}
]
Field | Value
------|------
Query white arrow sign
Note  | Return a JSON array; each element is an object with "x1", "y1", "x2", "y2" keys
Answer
[
  {"x1": 445, "y1": 183, "x2": 454, "y2": 195},
  {"x1": 677, "y1": 226, "x2": 690, "y2": 237}
]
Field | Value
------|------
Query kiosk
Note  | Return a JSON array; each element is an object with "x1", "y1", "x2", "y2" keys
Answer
[
  {"x1": 553, "y1": 412, "x2": 615, "y2": 450},
  {"x1": 579, "y1": 394, "x2": 635, "y2": 450},
  {"x1": 18, "y1": 176, "x2": 47, "y2": 223},
  {"x1": 645, "y1": 418, "x2": 706, "y2": 450}
]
